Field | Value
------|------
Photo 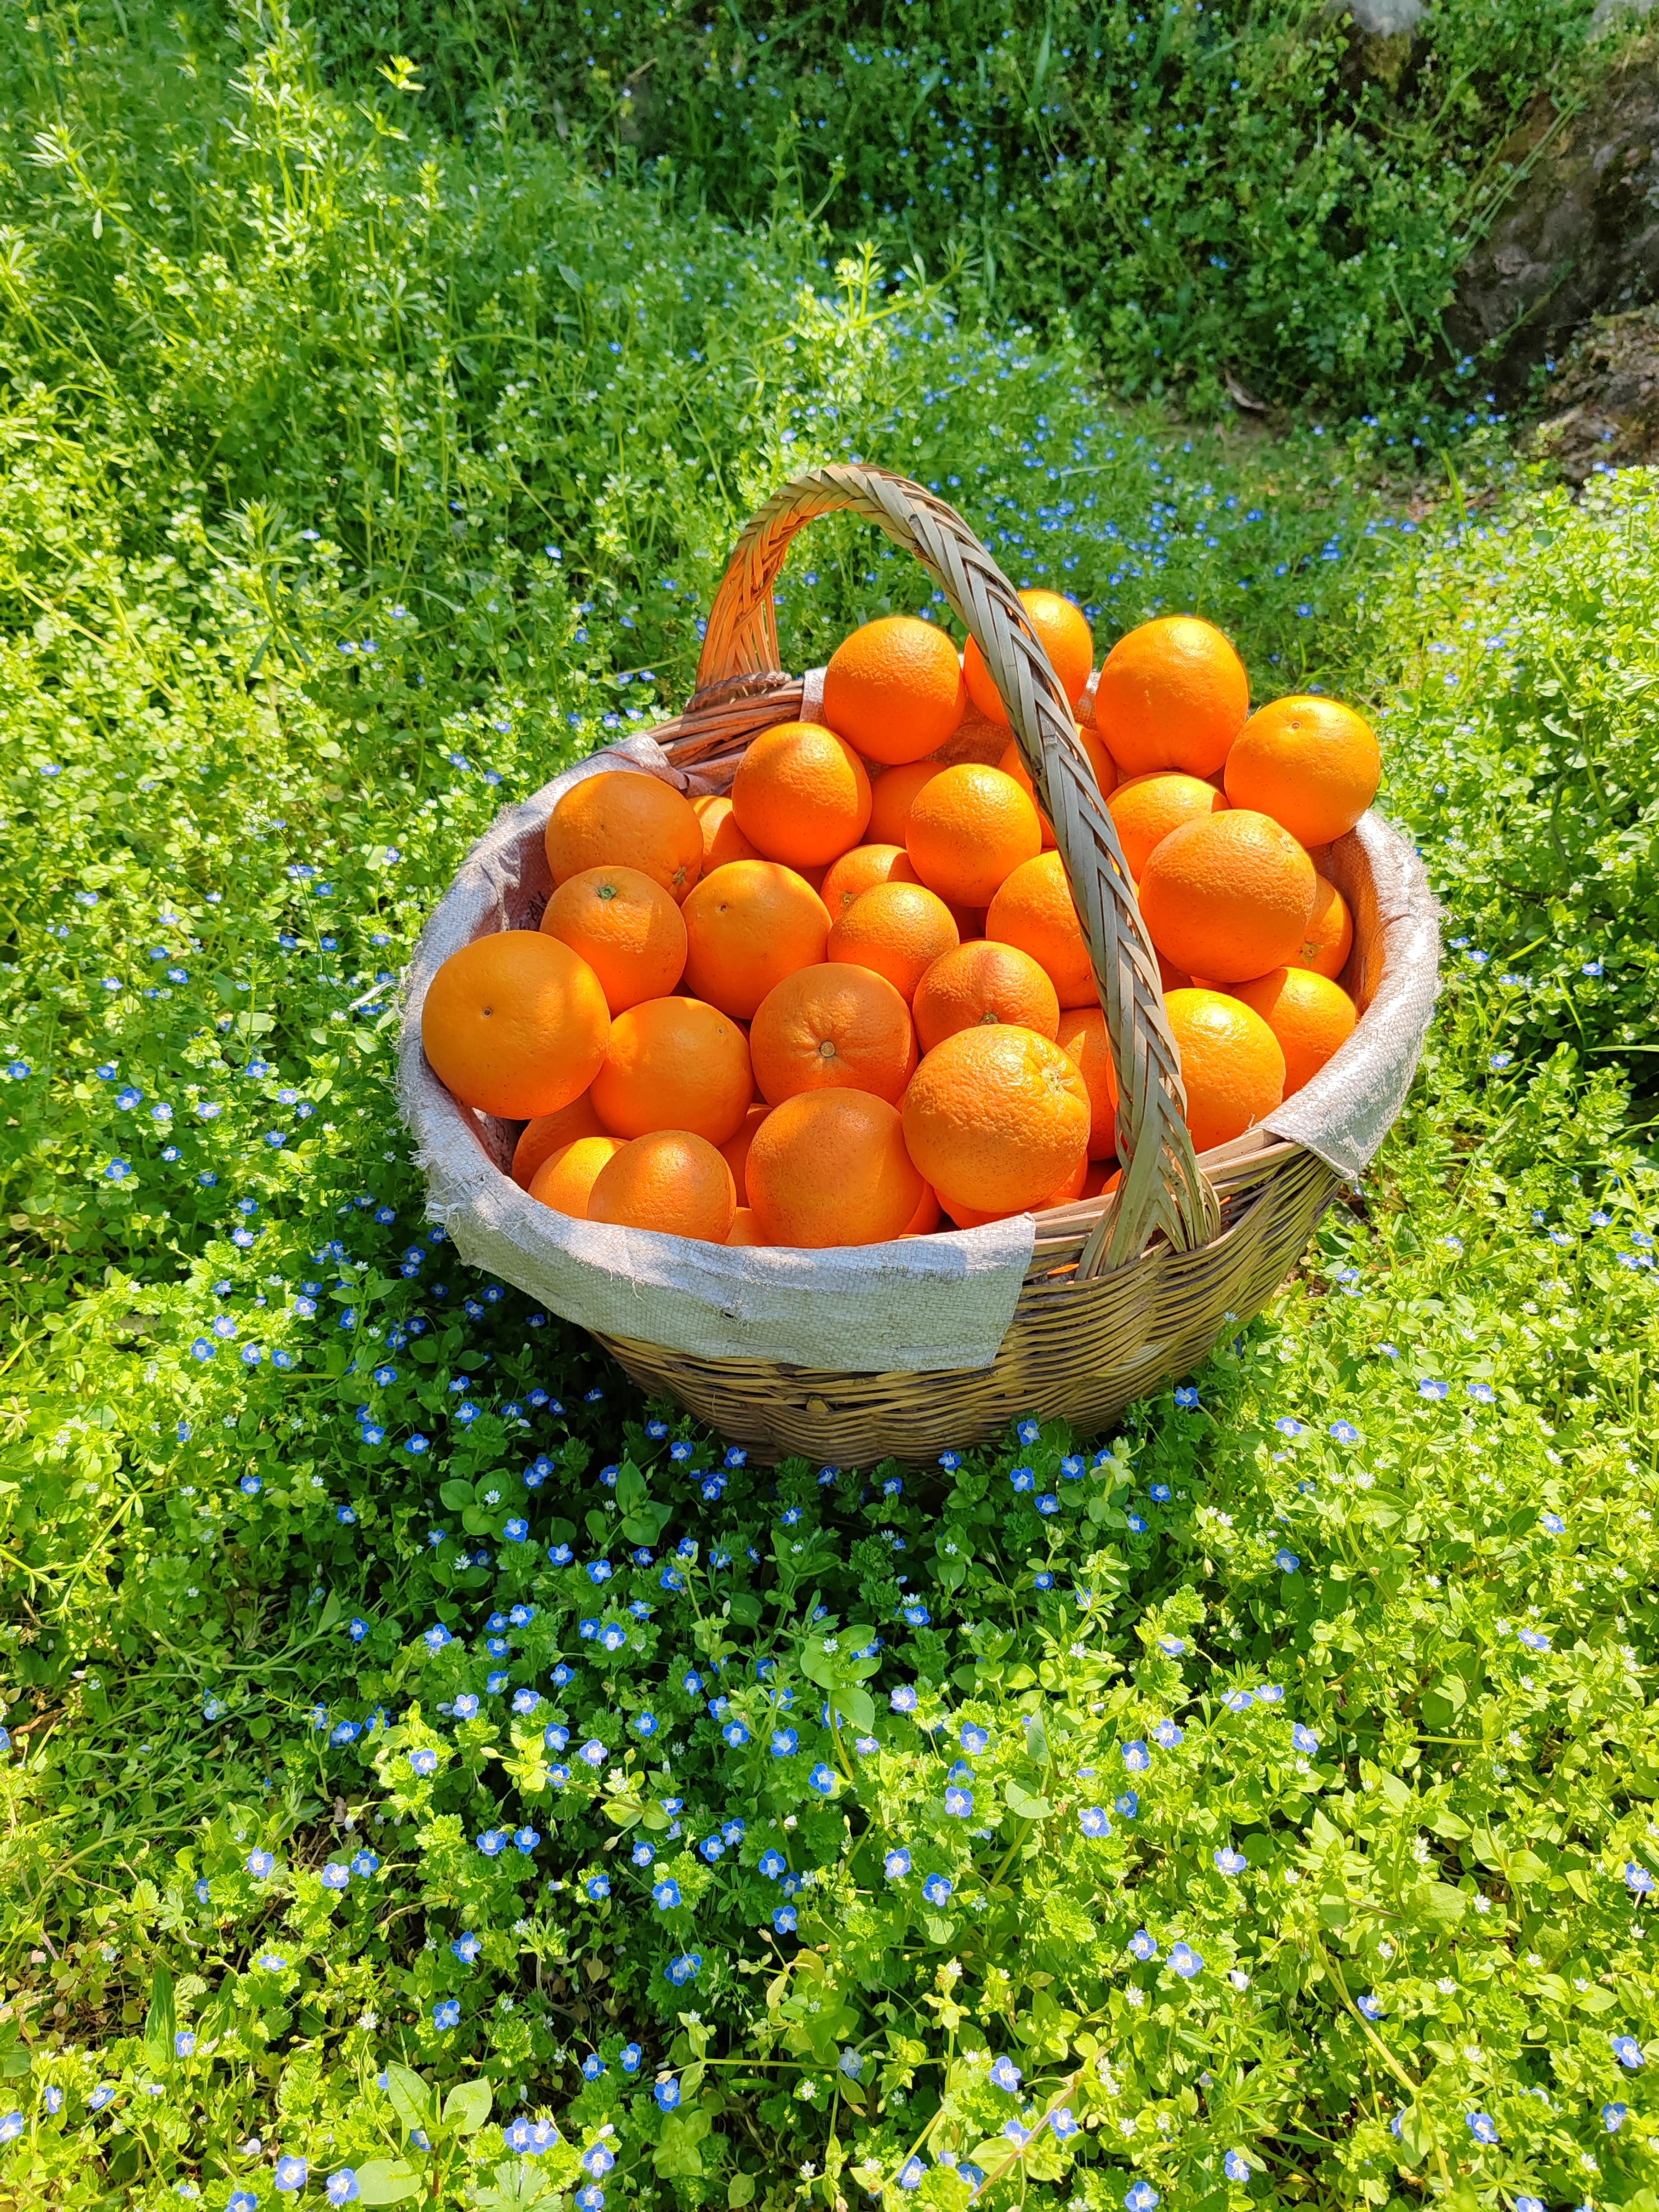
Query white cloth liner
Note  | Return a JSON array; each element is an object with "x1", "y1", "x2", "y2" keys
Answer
[{"x1": 397, "y1": 713, "x2": 1440, "y2": 1373}]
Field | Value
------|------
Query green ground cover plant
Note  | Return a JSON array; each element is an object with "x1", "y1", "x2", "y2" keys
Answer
[
  {"x1": 309, "y1": 0, "x2": 1606, "y2": 418},
  {"x1": 1, "y1": 7, "x2": 1657, "y2": 2211}
]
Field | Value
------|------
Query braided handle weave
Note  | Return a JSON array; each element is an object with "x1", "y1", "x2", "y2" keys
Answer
[{"x1": 695, "y1": 463, "x2": 1219, "y2": 1273}]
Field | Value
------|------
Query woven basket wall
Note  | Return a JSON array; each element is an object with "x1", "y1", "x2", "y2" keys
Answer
[{"x1": 411, "y1": 464, "x2": 1431, "y2": 1464}]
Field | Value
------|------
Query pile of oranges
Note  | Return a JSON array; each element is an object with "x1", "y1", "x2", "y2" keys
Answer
[{"x1": 420, "y1": 595, "x2": 1379, "y2": 1249}]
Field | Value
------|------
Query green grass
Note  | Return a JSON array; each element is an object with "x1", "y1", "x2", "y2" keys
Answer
[{"x1": 1, "y1": 7, "x2": 1658, "y2": 2211}]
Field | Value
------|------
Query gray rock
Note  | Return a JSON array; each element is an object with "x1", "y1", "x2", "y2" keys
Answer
[{"x1": 1338, "y1": 0, "x2": 1425, "y2": 36}]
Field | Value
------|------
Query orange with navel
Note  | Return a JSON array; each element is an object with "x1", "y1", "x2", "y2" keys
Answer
[
  {"x1": 1221, "y1": 967, "x2": 1357, "y2": 1096},
  {"x1": 1225, "y1": 695, "x2": 1381, "y2": 847},
  {"x1": 902, "y1": 1025, "x2": 1091, "y2": 1220},
  {"x1": 681, "y1": 861, "x2": 830, "y2": 1020},
  {"x1": 822, "y1": 615, "x2": 967, "y2": 766},
  {"x1": 906, "y1": 763, "x2": 1043, "y2": 907},
  {"x1": 511, "y1": 1091, "x2": 608, "y2": 1189},
  {"x1": 539, "y1": 864, "x2": 687, "y2": 1012},
  {"x1": 1107, "y1": 772, "x2": 1230, "y2": 881},
  {"x1": 692, "y1": 793, "x2": 760, "y2": 872},
  {"x1": 526, "y1": 1135, "x2": 626, "y2": 1219},
  {"x1": 545, "y1": 771, "x2": 703, "y2": 902},
  {"x1": 747, "y1": 1090, "x2": 924, "y2": 1248},
  {"x1": 964, "y1": 589, "x2": 1095, "y2": 722},
  {"x1": 590, "y1": 994, "x2": 753, "y2": 1145},
  {"x1": 1291, "y1": 875, "x2": 1353, "y2": 980},
  {"x1": 422, "y1": 931, "x2": 610, "y2": 1120},
  {"x1": 1093, "y1": 615, "x2": 1249, "y2": 779},
  {"x1": 912, "y1": 941, "x2": 1060, "y2": 1054},
  {"x1": 867, "y1": 761, "x2": 945, "y2": 845},
  {"x1": 984, "y1": 850, "x2": 1096, "y2": 1007},
  {"x1": 819, "y1": 843, "x2": 919, "y2": 923},
  {"x1": 586, "y1": 1129, "x2": 736, "y2": 1244},
  {"x1": 827, "y1": 881, "x2": 960, "y2": 1001},
  {"x1": 750, "y1": 963, "x2": 918, "y2": 1107},
  {"x1": 730, "y1": 722, "x2": 872, "y2": 869},
  {"x1": 1164, "y1": 987, "x2": 1286, "y2": 1152},
  {"x1": 1137, "y1": 810, "x2": 1316, "y2": 984}
]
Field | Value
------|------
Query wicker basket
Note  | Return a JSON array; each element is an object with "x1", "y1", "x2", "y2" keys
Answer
[{"x1": 404, "y1": 465, "x2": 1437, "y2": 1464}]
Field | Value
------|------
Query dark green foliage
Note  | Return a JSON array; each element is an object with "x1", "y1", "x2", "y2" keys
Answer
[{"x1": 305, "y1": 0, "x2": 1605, "y2": 414}]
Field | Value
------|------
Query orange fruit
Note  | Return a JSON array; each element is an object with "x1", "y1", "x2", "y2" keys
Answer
[
  {"x1": 586, "y1": 1129, "x2": 736, "y2": 1244},
  {"x1": 727, "y1": 1206, "x2": 765, "y2": 1246},
  {"x1": 751, "y1": 963, "x2": 918, "y2": 1107},
  {"x1": 681, "y1": 861, "x2": 830, "y2": 1020},
  {"x1": 1291, "y1": 875, "x2": 1353, "y2": 980},
  {"x1": 904, "y1": 1183, "x2": 942, "y2": 1236},
  {"x1": 941, "y1": 1147, "x2": 1089, "y2": 1228},
  {"x1": 422, "y1": 931, "x2": 610, "y2": 1120},
  {"x1": 1139, "y1": 810, "x2": 1317, "y2": 985},
  {"x1": 964, "y1": 589, "x2": 1095, "y2": 723},
  {"x1": 867, "y1": 761, "x2": 944, "y2": 845},
  {"x1": 822, "y1": 615, "x2": 967, "y2": 766},
  {"x1": 912, "y1": 941, "x2": 1060, "y2": 1054},
  {"x1": 906, "y1": 763, "x2": 1042, "y2": 907},
  {"x1": 718, "y1": 1103, "x2": 771, "y2": 1205},
  {"x1": 1094, "y1": 616, "x2": 1250, "y2": 779},
  {"x1": 984, "y1": 851, "x2": 1096, "y2": 1007},
  {"x1": 545, "y1": 772, "x2": 702, "y2": 902},
  {"x1": 591, "y1": 995, "x2": 752, "y2": 1145},
  {"x1": 1225, "y1": 695, "x2": 1381, "y2": 847},
  {"x1": 1054, "y1": 1005, "x2": 1120, "y2": 1160},
  {"x1": 526, "y1": 1135, "x2": 626, "y2": 1219},
  {"x1": 1107, "y1": 772, "x2": 1230, "y2": 880},
  {"x1": 1222, "y1": 967, "x2": 1357, "y2": 1096},
  {"x1": 820, "y1": 843, "x2": 919, "y2": 923},
  {"x1": 827, "y1": 881, "x2": 960, "y2": 1001},
  {"x1": 511, "y1": 1091, "x2": 608, "y2": 1189},
  {"x1": 1158, "y1": 951, "x2": 1192, "y2": 993},
  {"x1": 692, "y1": 793, "x2": 760, "y2": 872},
  {"x1": 1164, "y1": 987, "x2": 1286, "y2": 1152},
  {"x1": 747, "y1": 1090, "x2": 924, "y2": 1248},
  {"x1": 902, "y1": 1025, "x2": 1091, "y2": 1219},
  {"x1": 539, "y1": 864, "x2": 688, "y2": 1013},
  {"x1": 730, "y1": 722, "x2": 872, "y2": 868},
  {"x1": 1082, "y1": 1159, "x2": 1120, "y2": 1201},
  {"x1": 997, "y1": 728, "x2": 1118, "y2": 849}
]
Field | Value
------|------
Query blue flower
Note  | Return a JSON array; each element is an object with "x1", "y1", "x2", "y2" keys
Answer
[
  {"x1": 898, "y1": 2158, "x2": 927, "y2": 2189},
  {"x1": 514, "y1": 1828, "x2": 539, "y2": 1854},
  {"x1": 1357, "y1": 1993, "x2": 1383, "y2": 2019},
  {"x1": 1613, "y1": 2034, "x2": 1645, "y2": 2070},
  {"x1": 1275, "y1": 1416, "x2": 1303, "y2": 1437},
  {"x1": 1465, "y1": 2111, "x2": 1498, "y2": 2146},
  {"x1": 1214, "y1": 1846, "x2": 1247, "y2": 1876},
  {"x1": 1079, "y1": 1805, "x2": 1110, "y2": 1837},
  {"x1": 773, "y1": 1905, "x2": 797, "y2": 1934},
  {"x1": 321, "y1": 1863, "x2": 350, "y2": 1892},
  {"x1": 1275, "y1": 1549, "x2": 1301, "y2": 1573},
  {"x1": 451, "y1": 1932, "x2": 482, "y2": 1964},
  {"x1": 771, "y1": 1728, "x2": 799, "y2": 1757},
  {"x1": 579, "y1": 1739, "x2": 607, "y2": 1767},
  {"x1": 1292, "y1": 1724, "x2": 1320, "y2": 1755},
  {"x1": 1174, "y1": 1385, "x2": 1200, "y2": 1408},
  {"x1": 174, "y1": 2029, "x2": 196, "y2": 2057},
  {"x1": 1152, "y1": 1719, "x2": 1184, "y2": 1748},
  {"x1": 989, "y1": 2054, "x2": 1022, "y2": 2092},
  {"x1": 759, "y1": 1848, "x2": 788, "y2": 1880},
  {"x1": 582, "y1": 2145, "x2": 615, "y2": 2178},
  {"x1": 586, "y1": 1875, "x2": 610, "y2": 1901},
  {"x1": 1605, "y1": 2102, "x2": 1629, "y2": 2132},
  {"x1": 581, "y1": 2053, "x2": 605, "y2": 2081},
  {"x1": 653, "y1": 1879, "x2": 682, "y2": 1910},
  {"x1": 921, "y1": 1873, "x2": 953, "y2": 1907},
  {"x1": 1467, "y1": 1380, "x2": 1496, "y2": 1404},
  {"x1": 890, "y1": 1685, "x2": 919, "y2": 1713},
  {"x1": 275, "y1": 2156, "x2": 309, "y2": 2192},
  {"x1": 654, "y1": 2076, "x2": 681, "y2": 2111},
  {"x1": 1010, "y1": 1466, "x2": 1035, "y2": 1492},
  {"x1": 1128, "y1": 1927, "x2": 1158, "y2": 1961},
  {"x1": 666, "y1": 1952, "x2": 702, "y2": 1986},
  {"x1": 246, "y1": 1850, "x2": 275, "y2": 1880},
  {"x1": 945, "y1": 1786, "x2": 974, "y2": 1817},
  {"x1": 1126, "y1": 2186, "x2": 1160, "y2": 2212},
  {"x1": 1149, "y1": 1483, "x2": 1171, "y2": 1502},
  {"x1": 327, "y1": 2174, "x2": 361, "y2": 2207},
  {"x1": 1121, "y1": 1740, "x2": 1151, "y2": 1772},
  {"x1": 808, "y1": 1763, "x2": 837, "y2": 1795},
  {"x1": 938, "y1": 1450, "x2": 962, "y2": 1471},
  {"x1": 433, "y1": 1998, "x2": 460, "y2": 2030},
  {"x1": 1169, "y1": 1942, "x2": 1202, "y2": 1979},
  {"x1": 1017, "y1": 1418, "x2": 1040, "y2": 1443},
  {"x1": 960, "y1": 1722, "x2": 990, "y2": 1755},
  {"x1": 1417, "y1": 1379, "x2": 1449, "y2": 1400},
  {"x1": 409, "y1": 1747, "x2": 439, "y2": 1777},
  {"x1": 722, "y1": 1720, "x2": 751, "y2": 1748},
  {"x1": 1625, "y1": 1863, "x2": 1655, "y2": 1895}
]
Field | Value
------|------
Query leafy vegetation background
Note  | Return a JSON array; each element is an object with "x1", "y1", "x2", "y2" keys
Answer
[{"x1": 1, "y1": 5, "x2": 1658, "y2": 2211}]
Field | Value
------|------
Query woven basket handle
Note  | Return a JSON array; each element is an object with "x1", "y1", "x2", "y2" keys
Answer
[{"x1": 695, "y1": 463, "x2": 1219, "y2": 1271}]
